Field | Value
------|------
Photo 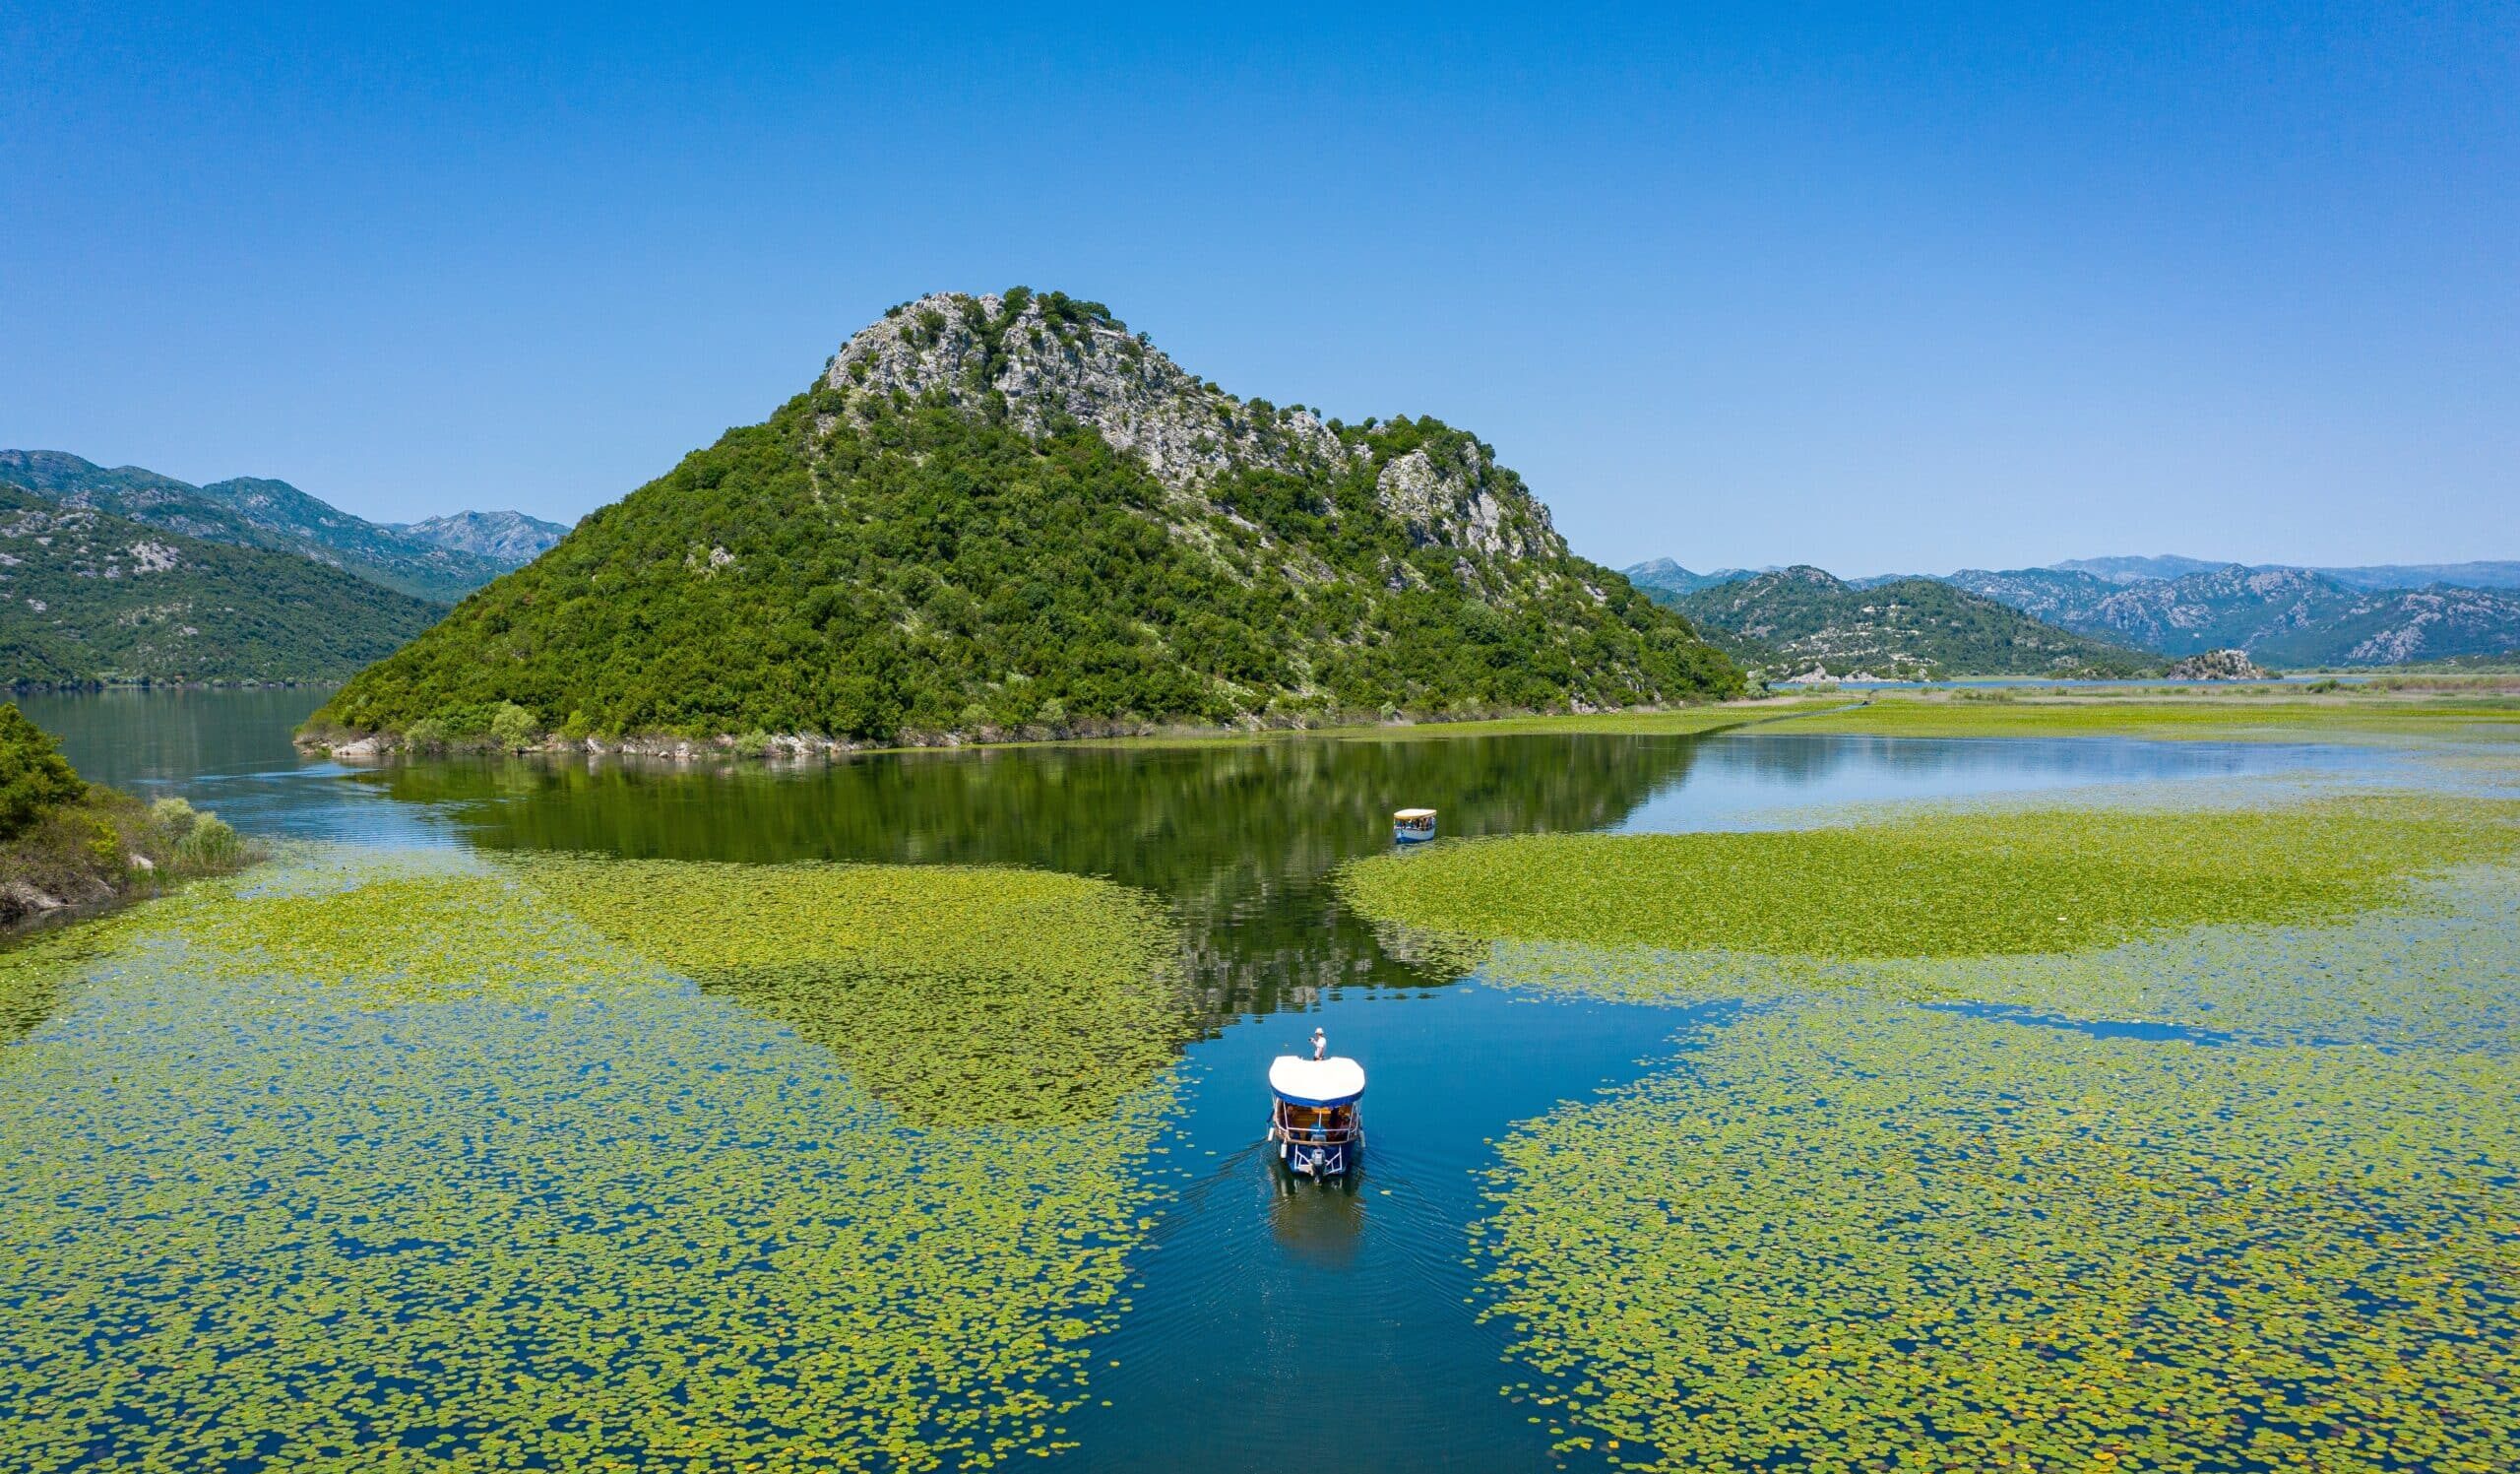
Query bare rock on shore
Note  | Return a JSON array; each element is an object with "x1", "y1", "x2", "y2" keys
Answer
[{"x1": 2166, "y1": 648, "x2": 2267, "y2": 680}]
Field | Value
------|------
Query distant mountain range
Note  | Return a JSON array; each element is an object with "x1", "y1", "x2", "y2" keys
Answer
[
  {"x1": 1661, "y1": 566, "x2": 2155, "y2": 680},
  {"x1": 0, "y1": 450, "x2": 564, "y2": 604},
  {"x1": 1618, "y1": 558, "x2": 1758, "y2": 599},
  {"x1": 0, "y1": 483, "x2": 442, "y2": 686},
  {"x1": 2050, "y1": 553, "x2": 2520, "y2": 592},
  {"x1": 389, "y1": 510, "x2": 573, "y2": 564},
  {"x1": 1944, "y1": 565, "x2": 2520, "y2": 666},
  {"x1": 1626, "y1": 553, "x2": 2520, "y2": 670}
]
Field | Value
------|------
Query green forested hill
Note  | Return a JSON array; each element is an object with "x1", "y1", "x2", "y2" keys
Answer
[
  {"x1": 308, "y1": 289, "x2": 1738, "y2": 747},
  {"x1": 1670, "y1": 566, "x2": 2157, "y2": 679},
  {"x1": 0, "y1": 484, "x2": 444, "y2": 686}
]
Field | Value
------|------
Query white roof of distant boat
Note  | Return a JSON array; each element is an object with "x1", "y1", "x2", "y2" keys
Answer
[{"x1": 1270, "y1": 1055, "x2": 1366, "y2": 1107}]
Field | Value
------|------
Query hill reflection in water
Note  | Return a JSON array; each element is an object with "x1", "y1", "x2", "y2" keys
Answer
[{"x1": 363, "y1": 732, "x2": 1716, "y2": 1024}]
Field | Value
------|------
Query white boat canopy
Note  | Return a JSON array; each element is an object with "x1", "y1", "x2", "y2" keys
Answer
[{"x1": 1270, "y1": 1055, "x2": 1366, "y2": 1108}]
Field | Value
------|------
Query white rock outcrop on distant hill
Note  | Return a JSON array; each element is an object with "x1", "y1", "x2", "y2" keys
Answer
[{"x1": 2165, "y1": 648, "x2": 2266, "y2": 680}]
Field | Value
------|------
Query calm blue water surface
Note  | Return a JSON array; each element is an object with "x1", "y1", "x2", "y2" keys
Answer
[{"x1": 2, "y1": 689, "x2": 2408, "y2": 1472}]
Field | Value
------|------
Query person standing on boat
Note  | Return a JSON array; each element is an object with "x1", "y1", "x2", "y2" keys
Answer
[{"x1": 1311, "y1": 1027, "x2": 1328, "y2": 1061}]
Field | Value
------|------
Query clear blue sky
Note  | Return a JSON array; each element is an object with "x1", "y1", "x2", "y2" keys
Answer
[{"x1": 4, "y1": 2, "x2": 2511, "y2": 573}]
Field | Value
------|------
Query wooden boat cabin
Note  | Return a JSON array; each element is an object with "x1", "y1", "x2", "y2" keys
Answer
[
  {"x1": 1392, "y1": 807, "x2": 1437, "y2": 844},
  {"x1": 1268, "y1": 1055, "x2": 1366, "y2": 1180}
]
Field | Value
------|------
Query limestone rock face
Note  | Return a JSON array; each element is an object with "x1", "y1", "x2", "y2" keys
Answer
[
  {"x1": 1373, "y1": 445, "x2": 1558, "y2": 562},
  {"x1": 827, "y1": 291, "x2": 1343, "y2": 491},
  {"x1": 821, "y1": 290, "x2": 1572, "y2": 568}
]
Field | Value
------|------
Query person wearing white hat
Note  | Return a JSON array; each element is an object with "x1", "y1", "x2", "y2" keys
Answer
[{"x1": 1310, "y1": 1026, "x2": 1328, "y2": 1061}]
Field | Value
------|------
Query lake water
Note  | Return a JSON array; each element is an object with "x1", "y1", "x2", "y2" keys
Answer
[{"x1": 2, "y1": 688, "x2": 2502, "y2": 1473}]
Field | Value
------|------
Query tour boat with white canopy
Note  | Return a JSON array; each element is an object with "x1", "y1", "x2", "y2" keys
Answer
[{"x1": 1267, "y1": 1053, "x2": 1366, "y2": 1180}]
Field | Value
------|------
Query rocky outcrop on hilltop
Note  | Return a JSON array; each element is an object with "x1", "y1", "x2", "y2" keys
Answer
[
  {"x1": 822, "y1": 289, "x2": 1568, "y2": 575},
  {"x1": 2165, "y1": 649, "x2": 2266, "y2": 680},
  {"x1": 304, "y1": 288, "x2": 1740, "y2": 750}
]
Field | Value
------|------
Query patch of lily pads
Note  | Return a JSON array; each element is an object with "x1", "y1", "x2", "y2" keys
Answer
[
  {"x1": 513, "y1": 853, "x2": 1196, "y2": 1127},
  {"x1": 1339, "y1": 792, "x2": 2520, "y2": 976},
  {"x1": 1472, "y1": 995, "x2": 2520, "y2": 1472},
  {"x1": 0, "y1": 910, "x2": 148, "y2": 1044},
  {"x1": 1418, "y1": 784, "x2": 2520, "y2": 1469},
  {"x1": 0, "y1": 850, "x2": 1184, "y2": 1473}
]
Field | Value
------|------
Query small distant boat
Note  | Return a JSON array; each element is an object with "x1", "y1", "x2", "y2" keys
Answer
[
  {"x1": 1268, "y1": 1055, "x2": 1365, "y2": 1180},
  {"x1": 1392, "y1": 807, "x2": 1437, "y2": 844}
]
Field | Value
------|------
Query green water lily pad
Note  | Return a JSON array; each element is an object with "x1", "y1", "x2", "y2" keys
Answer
[
  {"x1": 1473, "y1": 996, "x2": 2520, "y2": 1472},
  {"x1": 1340, "y1": 793, "x2": 2520, "y2": 969},
  {"x1": 511, "y1": 854, "x2": 1197, "y2": 1127},
  {"x1": 0, "y1": 851, "x2": 1181, "y2": 1473}
]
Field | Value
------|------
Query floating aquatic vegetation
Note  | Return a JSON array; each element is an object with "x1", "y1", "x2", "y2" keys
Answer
[
  {"x1": 177, "y1": 865, "x2": 643, "y2": 1003},
  {"x1": 1472, "y1": 996, "x2": 2520, "y2": 1472},
  {"x1": 1409, "y1": 864, "x2": 2520, "y2": 1057},
  {"x1": 1338, "y1": 794, "x2": 2520, "y2": 968},
  {"x1": 513, "y1": 853, "x2": 1196, "y2": 1127},
  {"x1": 0, "y1": 908, "x2": 148, "y2": 1043},
  {"x1": 0, "y1": 851, "x2": 1180, "y2": 1473},
  {"x1": 1917, "y1": 865, "x2": 2520, "y2": 1051}
]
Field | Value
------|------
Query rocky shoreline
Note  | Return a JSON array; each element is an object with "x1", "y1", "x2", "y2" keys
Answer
[{"x1": 293, "y1": 699, "x2": 1685, "y2": 765}]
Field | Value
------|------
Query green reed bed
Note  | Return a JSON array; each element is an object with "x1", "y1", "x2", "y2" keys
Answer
[
  {"x1": 1472, "y1": 997, "x2": 2520, "y2": 1473},
  {"x1": 0, "y1": 850, "x2": 1184, "y2": 1474}
]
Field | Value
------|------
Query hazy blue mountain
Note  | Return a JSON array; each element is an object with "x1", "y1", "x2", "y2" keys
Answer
[
  {"x1": 1619, "y1": 558, "x2": 1753, "y2": 599},
  {"x1": 1945, "y1": 567, "x2": 2127, "y2": 625},
  {"x1": 2049, "y1": 554, "x2": 2226, "y2": 583},
  {"x1": 2311, "y1": 560, "x2": 2520, "y2": 593},
  {"x1": 2048, "y1": 552, "x2": 2520, "y2": 593},
  {"x1": 1951, "y1": 564, "x2": 2520, "y2": 666},
  {"x1": 391, "y1": 510, "x2": 573, "y2": 564},
  {"x1": 0, "y1": 450, "x2": 505, "y2": 603}
]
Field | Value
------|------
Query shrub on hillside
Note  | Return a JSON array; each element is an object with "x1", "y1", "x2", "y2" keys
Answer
[
  {"x1": 0, "y1": 703, "x2": 87, "y2": 840},
  {"x1": 0, "y1": 716, "x2": 263, "y2": 928}
]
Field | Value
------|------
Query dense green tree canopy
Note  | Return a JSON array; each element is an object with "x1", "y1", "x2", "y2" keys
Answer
[
  {"x1": 0, "y1": 702, "x2": 85, "y2": 839},
  {"x1": 314, "y1": 380, "x2": 1738, "y2": 744},
  {"x1": 0, "y1": 484, "x2": 445, "y2": 687},
  {"x1": 1670, "y1": 566, "x2": 2156, "y2": 678}
]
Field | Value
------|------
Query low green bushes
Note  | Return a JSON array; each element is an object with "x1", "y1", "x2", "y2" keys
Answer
[{"x1": 0, "y1": 704, "x2": 260, "y2": 926}]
